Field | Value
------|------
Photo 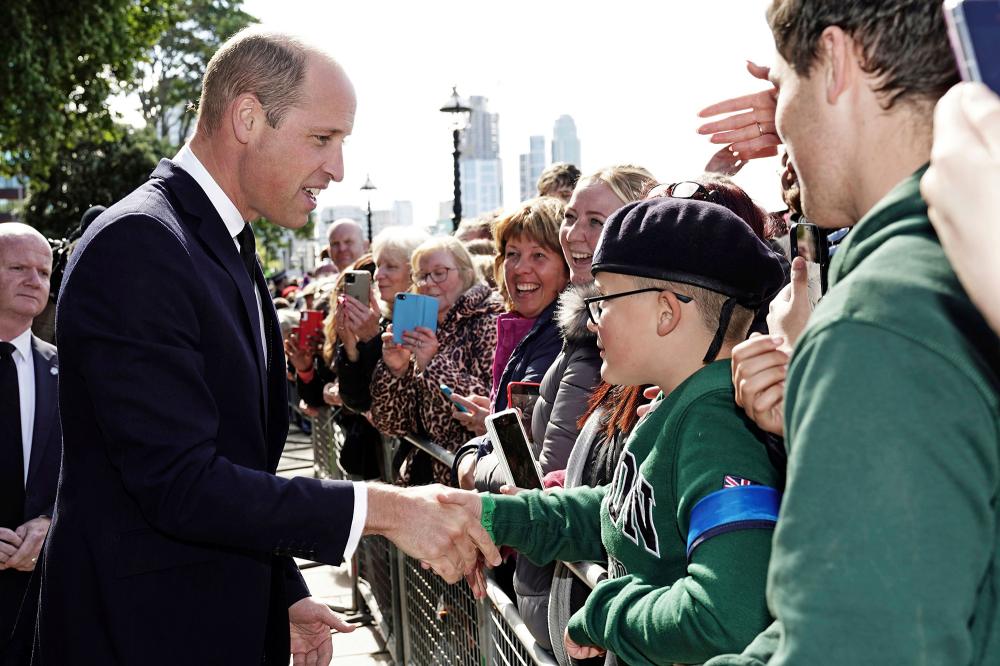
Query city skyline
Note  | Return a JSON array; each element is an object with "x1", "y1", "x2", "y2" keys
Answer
[{"x1": 238, "y1": 0, "x2": 782, "y2": 227}]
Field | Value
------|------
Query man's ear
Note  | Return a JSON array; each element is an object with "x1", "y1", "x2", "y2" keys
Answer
[
  {"x1": 231, "y1": 93, "x2": 260, "y2": 145},
  {"x1": 819, "y1": 26, "x2": 854, "y2": 106},
  {"x1": 656, "y1": 290, "x2": 682, "y2": 337}
]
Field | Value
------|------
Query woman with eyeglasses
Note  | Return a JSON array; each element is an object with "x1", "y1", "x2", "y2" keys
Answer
[{"x1": 369, "y1": 236, "x2": 503, "y2": 485}]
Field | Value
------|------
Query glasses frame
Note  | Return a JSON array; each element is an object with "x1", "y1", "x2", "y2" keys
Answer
[
  {"x1": 648, "y1": 181, "x2": 719, "y2": 202},
  {"x1": 412, "y1": 266, "x2": 457, "y2": 286},
  {"x1": 583, "y1": 287, "x2": 694, "y2": 326}
]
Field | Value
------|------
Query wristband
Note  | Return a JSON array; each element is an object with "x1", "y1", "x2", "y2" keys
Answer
[
  {"x1": 479, "y1": 493, "x2": 497, "y2": 541},
  {"x1": 297, "y1": 367, "x2": 315, "y2": 383}
]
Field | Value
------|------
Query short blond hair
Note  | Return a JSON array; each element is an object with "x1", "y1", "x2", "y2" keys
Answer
[
  {"x1": 409, "y1": 236, "x2": 478, "y2": 293},
  {"x1": 492, "y1": 197, "x2": 567, "y2": 310},
  {"x1": 198, "y1": 28, "x2": 326, "y2": 135},
  {"x1": 633, "y1": 276, "x2": 755, "y2": 347}
]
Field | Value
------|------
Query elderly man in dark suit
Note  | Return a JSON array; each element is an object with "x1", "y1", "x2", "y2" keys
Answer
[
  {"x1": 29, "y1": 28, "x2": 497, "y2": 666},
  {"x1": 0, "y1": 224, "x2": 61, "y2": 653}
]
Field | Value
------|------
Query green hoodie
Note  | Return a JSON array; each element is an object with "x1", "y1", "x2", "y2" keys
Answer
[
  {"x1": 707, "y1": 169, "x2": 1000, "y2": 666},
  {"x1": 485, "y1": 360, "x2": 780, "y2": 665}
]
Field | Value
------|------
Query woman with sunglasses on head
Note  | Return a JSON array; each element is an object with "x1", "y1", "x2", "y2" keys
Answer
[{"x1": 369, "y1": 236, "x2": 503, "y2": 485}]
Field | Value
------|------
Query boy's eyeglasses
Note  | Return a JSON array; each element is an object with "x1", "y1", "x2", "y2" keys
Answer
[
  {"x1": 583, "y1": 287, "x2": 694, "y2": 326},
  {"x1": 647, "y1": 181, "x2": 718, "y2": 202},
  {"x1": 412, "y1": 266, "x2": 456, "y2": 286}
]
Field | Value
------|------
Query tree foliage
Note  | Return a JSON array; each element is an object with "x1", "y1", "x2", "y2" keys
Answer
[
  {"x1": 137, "y1": 0, "x2": 257, "y2": 148},
  {"x1": 21, "y1": 125, "x2": 170, "y2": 239},
  {"x1": 0, "y1": 1, "x2": 174, "y2": 184}
]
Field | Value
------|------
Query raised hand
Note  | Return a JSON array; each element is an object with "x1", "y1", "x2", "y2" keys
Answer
[
  {"x1": 922, "y1": 82, "x2": 1000, "y2": 333},
  {"x1": 288, "y1": 596, "x2": 355, "y2": 666},
  {"x1": 732, "y1": 333, "x2": 790, "y2": 437},
  {"x1": 380, "y1": 326, "x2": 412, "y2": 378},
  {"x1": 767, "y1": 256, "x2": 813, "y2": 350},
  {"x1": 449, "y1": 393, "x2": 490, "y2": 436},
  {"x1": 284, "y1": 334, "x2": 315, "y2": 374},
  {"x1": 698, "y1": 61, "x2": 782, "y2": 172},
  {"x1": 401, "y1": 326, "x2": 440, "y2": 373},
  {"x1": 339, "y1": 292, "x2": 382, "y2": 343}
]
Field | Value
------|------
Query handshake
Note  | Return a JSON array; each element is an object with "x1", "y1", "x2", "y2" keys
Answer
[{"x1": 363, "y1": 483, "x2": 500, "y2": 583}]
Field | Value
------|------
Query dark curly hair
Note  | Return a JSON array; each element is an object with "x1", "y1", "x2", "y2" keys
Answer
[{"x1": 767, "y1": 0, "x2": 959, "y2": 109}]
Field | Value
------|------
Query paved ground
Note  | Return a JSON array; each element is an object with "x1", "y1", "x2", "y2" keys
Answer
[{"x1": 279, "y1": 424, "x2": 391, "y2": 665}]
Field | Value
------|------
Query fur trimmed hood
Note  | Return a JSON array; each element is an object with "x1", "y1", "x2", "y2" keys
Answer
[{"x1": 555, "y1": 281, "x2": 599, "y2": 345}]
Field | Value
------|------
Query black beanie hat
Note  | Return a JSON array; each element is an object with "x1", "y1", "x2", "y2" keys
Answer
[{"x1": 592, "y1": 197, "x2": 786, "y2": 362}]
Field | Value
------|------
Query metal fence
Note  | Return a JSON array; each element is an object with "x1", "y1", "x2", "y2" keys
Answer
[{"x1": 308, "y1": 406, "x2": 599, "y2": 666}]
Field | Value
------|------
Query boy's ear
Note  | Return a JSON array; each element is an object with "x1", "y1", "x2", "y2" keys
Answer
[{"x1": 656, "y1": 290, "x2": 682, "y2": 337}]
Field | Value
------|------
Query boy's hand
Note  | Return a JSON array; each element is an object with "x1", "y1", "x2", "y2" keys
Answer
[{"x1": 564, "y1": 629, "x2": 606, "y2": 660}]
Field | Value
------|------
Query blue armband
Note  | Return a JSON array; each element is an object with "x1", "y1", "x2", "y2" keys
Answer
[{"x1": 686, "y1": 485, "x2": 781, "y2": 560}]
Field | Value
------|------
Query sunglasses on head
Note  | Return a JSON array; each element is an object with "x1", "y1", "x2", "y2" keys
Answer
[{"x1": 647, "y1": 181, "x2": 718, "y2": 202}]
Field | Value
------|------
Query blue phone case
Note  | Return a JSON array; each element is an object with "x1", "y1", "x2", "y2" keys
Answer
[
  {"x1": 392, "y1": 293, "x2": 439, "y2": 343},
  {"x1": 946, "y1": 0, "x2": 1000, "y2": 95}
]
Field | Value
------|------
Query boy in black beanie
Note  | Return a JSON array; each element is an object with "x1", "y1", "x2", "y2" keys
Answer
[{"x1": 472, "y1": 197, "x2": 787, "y2": 664}]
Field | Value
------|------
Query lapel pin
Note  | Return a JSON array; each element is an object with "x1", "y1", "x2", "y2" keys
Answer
[{"x1": 51, "y1": 366, "x2": 59, "y2": 376}]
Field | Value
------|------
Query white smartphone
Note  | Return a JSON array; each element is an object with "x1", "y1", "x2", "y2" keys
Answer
[{"x1": 485, "y1": 408, "x2": 544, "y2": 490}]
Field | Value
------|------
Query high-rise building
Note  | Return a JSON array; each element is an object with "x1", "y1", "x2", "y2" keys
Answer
[
  {"x1": 460, "y1": 159, "x2": 503, "y2": 219},
  {"x1": 519, "y1": 135, "x2": 546, "y2": 202},
  {"x1": 458, "y1": 96, "x2": 503, "y2": 219},
  {"x1": 552, "y1": 115, "x2": 581, "y2": 169},
  {"x1": 462, "y1": 96, "x2": 500, "y2": 159}
]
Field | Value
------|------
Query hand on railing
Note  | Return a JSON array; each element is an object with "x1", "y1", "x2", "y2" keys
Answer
[{"x1": 564, "y1": 629, "x2": 606, "y2": 661}]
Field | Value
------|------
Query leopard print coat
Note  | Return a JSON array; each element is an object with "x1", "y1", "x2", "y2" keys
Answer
[{"x1": 370, "y1": 284, "x2": 504, "y2": 484}]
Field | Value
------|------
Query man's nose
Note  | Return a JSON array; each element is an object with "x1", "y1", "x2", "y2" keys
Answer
[{"x1": 324, "y1": 145, "x2": 345, "y2": 183}]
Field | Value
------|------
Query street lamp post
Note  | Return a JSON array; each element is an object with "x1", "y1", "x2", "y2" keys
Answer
[
  {"x1": 439, "y1": 86, "x2": 472, "y2": 232},
  {"x1": 360, "y1": 174, "x2": 376, "y2": 242}
]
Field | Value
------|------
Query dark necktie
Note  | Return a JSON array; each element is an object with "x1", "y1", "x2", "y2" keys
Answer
[
  {"x1": 236, "y1": 223, "x2": 273, "y2": 371},
  {"x1": 0, "y1": 342, "x2": 25, "y2": 529},
  {"x1": 237, "y1": 222, "x2": 258, "y2": 281}
]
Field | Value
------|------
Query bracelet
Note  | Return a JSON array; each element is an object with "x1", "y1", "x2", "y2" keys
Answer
[
  {"x1": 297, "y1": 367, "x2": 315, "y2": 383},
  {"x1": 479, "y1": 493, "x2": 497, "y2": 541}
]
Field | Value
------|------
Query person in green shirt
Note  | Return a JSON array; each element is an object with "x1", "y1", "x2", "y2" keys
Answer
[
  {"x1": 461, "y1": 195, "x2": 787, "y2": 665},
  {"x1": 697, "y1": 2, "x2": 1000, "y2": 664}
]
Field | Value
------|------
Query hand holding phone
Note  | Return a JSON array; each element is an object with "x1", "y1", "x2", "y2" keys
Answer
[
  {"x1": 485, "y1": 409, "x2": 544, "y2": 491},
  {"x1": 440, "y1": 384, "x2": 470, "y2": 414}
]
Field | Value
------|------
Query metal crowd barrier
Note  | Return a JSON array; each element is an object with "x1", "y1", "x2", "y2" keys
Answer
[{"x1": 308, "y1": 407, "x2": 603, "y2": 666}]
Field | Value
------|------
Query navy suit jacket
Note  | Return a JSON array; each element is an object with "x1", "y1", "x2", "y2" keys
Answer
[
  {"x1": 23, "y1": 335, "x2": 60, "y2": 523},
  {"x1": 32, "y1": 160, "x2": 356, "y2": 665}
]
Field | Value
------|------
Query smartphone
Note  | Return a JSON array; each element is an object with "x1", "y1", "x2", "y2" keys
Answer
[
  {"x1": 392, "y1": 293, "x2": 439, "y2": 343},
  {"x1": 343, "y1": 269, "x2": 372, "y2": 305},
  {"x1": 506, "y1": 381, "x2": 541, "y2": 442},
  {"x1": 439, "y1": 384, "x2": 471, "y2": 414},
  {"x1": 298, "y1": 309, "x2": 324, "y2": 347},
  {"x1": 944, "y1": 0, "x2": 1000, "y2": 95},
  {"x1": 790, "y1": 220, "x2": 828, "y2": 301},
  {"x1": 485, "y1": 408, "x2": 544, "y2": 491}
]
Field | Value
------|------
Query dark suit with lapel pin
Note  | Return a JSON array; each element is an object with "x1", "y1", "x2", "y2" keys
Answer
[
  {"x1": 31, "y1": 159, "x2": 356, "y2": 665},
  {"x1": 0, "y1": 335, "x2": 60, "y2": 652}
]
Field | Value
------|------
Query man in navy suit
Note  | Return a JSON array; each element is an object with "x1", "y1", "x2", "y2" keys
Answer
[
  {"x1": 29, "y1": 29, "x2": 498, "y2": 665},
  {"x1": 0, "y1": 224, "x2": 61, "y2": 654}
]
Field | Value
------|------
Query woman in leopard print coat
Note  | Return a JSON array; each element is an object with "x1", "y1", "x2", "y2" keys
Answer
[{"x1": 370, "y1": 236, "x2": 503, "y2": 485}]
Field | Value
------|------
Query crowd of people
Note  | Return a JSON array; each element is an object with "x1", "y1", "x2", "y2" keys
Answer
[{"x1": 2, "y1": 1, "x2": 1000, "y2": 665}]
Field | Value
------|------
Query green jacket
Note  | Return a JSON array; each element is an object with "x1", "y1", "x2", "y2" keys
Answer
[
  {"x1": 486, "y1": 360, "x2": 779, "y2": 665},
  {"x1": 707, "y1": 169, "x2": 1000, "y2": 666}
]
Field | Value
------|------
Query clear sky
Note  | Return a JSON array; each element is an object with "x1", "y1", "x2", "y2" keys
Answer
[{"x1": 240, "y1": 0, "x2": 782, "y2": 227}]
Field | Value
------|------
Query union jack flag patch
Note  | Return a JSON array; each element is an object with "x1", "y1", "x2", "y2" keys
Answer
[{"x1": 723, "y1": 475, "x2": 756, "y2": 488}]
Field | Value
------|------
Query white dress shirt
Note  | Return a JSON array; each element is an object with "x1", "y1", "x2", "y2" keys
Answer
[
  {"x1": 171, "y1": 145, "x2": 368, "y2": 560},
  {"x1": 5, "y1": 328, "x2": 34, "y2": 485}
]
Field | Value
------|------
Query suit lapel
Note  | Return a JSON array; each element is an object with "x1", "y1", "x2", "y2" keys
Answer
[
  {"x1": 151, "y1": 160, "x2": 269, "y2": 403},
  {"x1": 27, "y1": 336, "x2": 56, "y2": 488}
]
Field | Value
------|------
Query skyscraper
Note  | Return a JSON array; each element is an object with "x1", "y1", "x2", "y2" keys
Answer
[
  {"x1": 459, "y1": 96, "x2": 503, "y2": 218},
  {"x1": 519, "y1": 135, "x2": 546, "y2": 201},
  {"x1": 551, "y1": 115, "x2": 581, "y2": 169}
]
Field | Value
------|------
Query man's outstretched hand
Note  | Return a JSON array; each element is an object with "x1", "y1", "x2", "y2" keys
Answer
[
  {"x1": 365, "y1": 484, "x2": 501, "y2": 584},
  {"x1": 288, "y1": 596, "x2": 355, "y2": 666}
]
